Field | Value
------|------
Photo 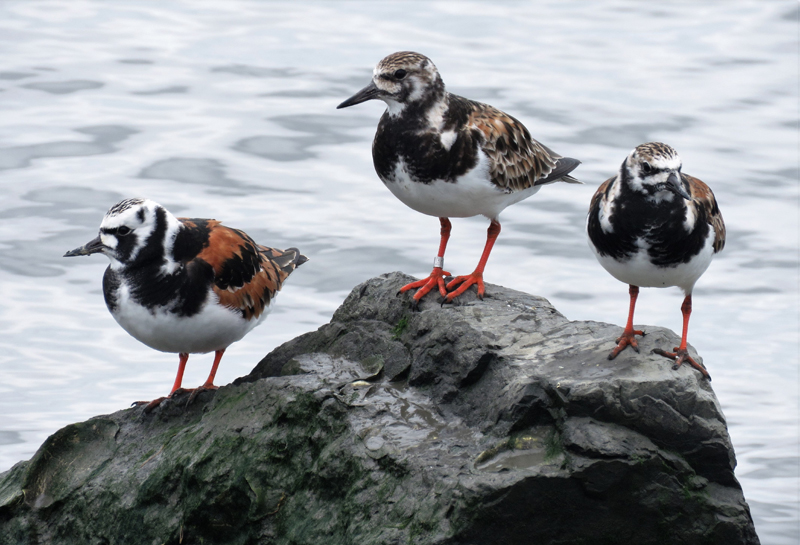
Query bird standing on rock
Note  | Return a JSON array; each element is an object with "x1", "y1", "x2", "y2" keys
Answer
[
  {"x1": 65, "y1": 198, "x2": 307, "y2": 410},
  {"x1": 338, "y1": 51, "x2": 581, "y2": 305},
  {"x1": 587, "y1": 143, "x2": 725, "y2": 380}
]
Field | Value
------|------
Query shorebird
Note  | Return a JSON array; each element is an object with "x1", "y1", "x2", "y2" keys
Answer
[
  {"x1": 337, "y1": 51, "x2": 580, "y2": 304},
  {"x1": 65, "y1": 198, "x2": 307, "y2": 409},
  {"x1": 587, "y1": 143, "x2": 725, "y2": 379}
]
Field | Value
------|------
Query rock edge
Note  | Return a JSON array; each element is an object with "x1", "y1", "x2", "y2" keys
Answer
[{"x1": 0, "y1": 272, "x2": 759, "y2": 544}]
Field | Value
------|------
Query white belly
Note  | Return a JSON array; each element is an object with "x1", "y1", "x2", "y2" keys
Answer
[
  {"x1": 590, "y1": 234, "x2": 716, "y2": 294},
  {"x1": 111, "y1": 286, "x2": 269, "y2": 354},
  {"x1": 384, "y1": 154, "x2": 541, "y2": 219}
]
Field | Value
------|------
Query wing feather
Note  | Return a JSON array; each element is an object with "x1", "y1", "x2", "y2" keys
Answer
[
  {"x1": 684, "y1": 174, "x2": 726, "y2": 253},
  {"x1": 590, "y1": 176, "x2": 615, "y2": 213},
  {"x1": 189, "y1": 221, "x2": 307, "y2": 320},
  {"x1": 463, "y1": 99, "x2": 580, "y2": 192}
]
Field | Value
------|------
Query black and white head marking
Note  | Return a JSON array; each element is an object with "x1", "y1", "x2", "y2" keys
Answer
[
  {"x1": 338, "y1": 51, "x2": 446, "y2": 118},
  {"x1": 98, "y1": 198, "x2": 182, "y2": 272},
  {"x1": 622, "y1": 142, "x2": 690, "y2": 203},
  {"x1": 106, "y1": 197, "x2": 146, "y2": 216}
]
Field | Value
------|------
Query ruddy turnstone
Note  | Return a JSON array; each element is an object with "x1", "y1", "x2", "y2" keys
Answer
[
  {"x1": 65, "y1": 198, "x2": 307, "y2": 409},
  {"x1": 337, "y1": 51, "x2": 580, "y2": 304},
  {"x1": 587, "y1": 143, "x2": 725, "y2": 379}
]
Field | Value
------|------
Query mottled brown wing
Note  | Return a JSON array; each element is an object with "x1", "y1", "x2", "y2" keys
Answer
[
  {"x1": 193, "y1": 221, "x2": 307, "y2": 320},
  {"x1": 467, "y1": 102, "x2": 579, "y2": 192},
  {"x1": 685, "y1": 174, "x2": 726, "y2": 253},
  {"x1": 590, "y1": 176, "x2": 615, "y2": 213}
]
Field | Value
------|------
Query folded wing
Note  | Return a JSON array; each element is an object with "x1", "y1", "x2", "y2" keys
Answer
[
  {"x1": 462, "y1": 98, "x2": 581, "y2": 192},
  {"x1": 183, "y1": 219, "x2": 307, "y2": 320},
  {"x1": 684, "y1": 174, "x2": 726, "y2": 253}
]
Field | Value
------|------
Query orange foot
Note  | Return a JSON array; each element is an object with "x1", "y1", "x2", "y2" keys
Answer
[
  {"x1": 134, "y1": 392, "x2": 182, "y2": 413},
  {"x1": 608, "y1": 328, "x2": 645, "y2": 360},
  {"x1": 652, "y1": 347, "x2": 711, "y2": 381},
  {"x1": 134, "y1": 388, "x2": 189, "y2": 413},
  {"x1": 187, "y1": 384, "x2": 219, "y2": 405},
  {"x1": 133, "y1": 397, "x2": 168, "y2": 413},
  {"x1": 443, "y1": 272, "x2": 484, "y2": 303},
  {"x1": 134, "y1": 385, "x2": 219, "y2": 413},
  {"x1": 399, "y1": 267, "x2": 451, "y2": 307}
]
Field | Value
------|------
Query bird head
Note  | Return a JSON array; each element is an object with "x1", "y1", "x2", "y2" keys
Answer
[
  {"x1": 337, "y1": 51, "x2": 445, "y2": 116},
  {"x1": 64, "y1": 198, "x2": 172, "y2": 269},
  {"x1": 622, "y1": 142, "x2": 691, "y2": 201}
]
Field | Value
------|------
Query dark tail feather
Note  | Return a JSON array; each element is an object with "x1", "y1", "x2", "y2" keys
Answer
[
  {"x1": 289, "y1": 249, "x2": 309, "y2": 268},
  {"x1": 535, "y1": 156, "x2": 582, "y2": 185},
  {"x1": 260, "y1": 246, "x2": 308, "y2": 276},
  {"x1": 560, "y1": 173, "x2": 583, "y2": 184}
]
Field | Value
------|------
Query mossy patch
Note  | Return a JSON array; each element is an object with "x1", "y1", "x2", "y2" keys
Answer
[
  {"x1": 391, "y1": 316, "x2": 409, "y2": 340},
  {"x1": 544, "y1": 428, "x2": 564, "y2": 461}
]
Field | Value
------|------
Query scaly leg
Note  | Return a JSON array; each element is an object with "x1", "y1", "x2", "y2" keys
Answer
[
  {"x1": 187, "y1": 349, "x2": 225, "y2": 404},
  {"x1": 399, "y1": 218, "x2": 452, "y2": 305},
  {"x1": 171, "y1": 352, "x2": 190, "y2": 393},
  {"x1": 652, "y1": 295, "x2": 711, "y2": 380},
  {"x1": 138, "y1": 352, "x2": 189, "y2": 412},
  {"x1": 201, "y1": 349, "x2": 224, "y2": 389},
  {"x1": 444, "y1": 220, "x2": 501, "y2": 303},
  {"x1": 608, "y1": 285, "x2": 645, "y2": 359}
]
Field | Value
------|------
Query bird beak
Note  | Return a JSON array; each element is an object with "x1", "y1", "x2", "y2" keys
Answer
[
  {"x1": 666, "y1": 172, "x2": 692, "y2": 200},
  {"x1": 337, "y1": 81, "x2": 381, "y2": 109},
  {"x1": 64, "y1": 235, "x2": 106, "y2": 257}
]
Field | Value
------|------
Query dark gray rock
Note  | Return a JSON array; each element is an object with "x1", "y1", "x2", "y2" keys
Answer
[{"x1": 0, "y1": 272, "x2": 759, "y2": 544}]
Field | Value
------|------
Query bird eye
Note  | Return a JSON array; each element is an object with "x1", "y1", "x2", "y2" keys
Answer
[
  {"x1": 394, "y1": 69, "x2": 407, "y2": 80},
  {"x1": 117, "y1": 226, "x2": 131, "y2": 236},
  {"x1": 641, "y1": 162, "x2": 653, "y2": 174}
]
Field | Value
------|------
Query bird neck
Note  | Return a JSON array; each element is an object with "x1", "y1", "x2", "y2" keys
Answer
[
  {"x1": 388, "y1": 77, "x2": 447, "y2": 127},
  {"x1": 619, "y1": 163, "x2": 683, "y2": 206},
  {"x1": 114, "y1": 207, "x2": 184, "y2": 276}
]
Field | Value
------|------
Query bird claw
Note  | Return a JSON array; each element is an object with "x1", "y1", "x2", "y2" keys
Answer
[
  {"x1": 399, "y1": 267, "x2": 451, "y2": 304},
  {"x1": 652, "y1": 347, "x2": 711, "y2": 381},
  {"x1": 608, "y1": 328, "x2": 644, "y2": 359},
  {"x1": 136, "y1": 386, "x2": 215, "y2": 414},
  {"x1": 187, "y1": 385, "x2": 219, "y2": 406},
  {"x1": 138, "y1": 396, "x2": 168, "y2": 413},
  {"x1": 444, "y1": 272, "x2": 484, "y2": 303}
]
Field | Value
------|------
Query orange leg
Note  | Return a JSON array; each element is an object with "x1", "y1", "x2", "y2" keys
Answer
[
  {"x1": 139, "y1": 352, "x2": 190, "y2": 412},
  {"x1": 187, "y1": 349, "x2": 225, "y2": 404},
  {"x1": 444, "y1": 220, "x2": 501, "y2": 303},
  {"x1": 201, "y1": 349, "x2": 224, "y2": 389},
  {"x1": 399, "y1": 218, "x2": 452, "y2": 305},
  {"x1": 139, "y1": 350, "x2": 227, "y2": 412},
  {"x1": 608, "y1": 285, "x2": 645, "y2": 359},
  {"x1": 652, "y1": 295, "x2": 711, "y2": 380},
  {"x1": 170, "y1": 352, "x2": 190, "y2": 393}
]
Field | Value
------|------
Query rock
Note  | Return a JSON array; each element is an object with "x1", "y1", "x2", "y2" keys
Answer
[{"x1": 0, "y1": 272, "x2": 759, "y2": 544}]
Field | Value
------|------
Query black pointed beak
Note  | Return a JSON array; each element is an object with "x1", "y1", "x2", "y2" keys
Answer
[
  {"x1": 666, "y1": 172, "x2": 692, "y2": 200},
  {"x1": 64, "y1": 235, "x2": 105, "y2": 257},
  {"x1": 337, "y1": 81, "x2": 381, "y2": 109}
]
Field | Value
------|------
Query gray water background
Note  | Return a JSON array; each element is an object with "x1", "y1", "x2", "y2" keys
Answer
[{"x1": 0, "y1": 1, "x2": 797, "y2": 542}]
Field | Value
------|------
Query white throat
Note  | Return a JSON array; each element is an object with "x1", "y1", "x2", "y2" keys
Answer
[
  {"x1": 383, "y1": 98, "x2": 406, "y2": 117},
  {"x1": 160, "y1": 213, "x2": 184, "y2": 275}
]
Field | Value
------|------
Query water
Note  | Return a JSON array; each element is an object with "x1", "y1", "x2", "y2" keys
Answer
[{"x1": 0, "y1": 1, "x2": 796, "y2": 542}]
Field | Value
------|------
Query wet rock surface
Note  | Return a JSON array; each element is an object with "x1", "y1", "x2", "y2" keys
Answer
[{"x1": 0, "y1": 272, "x2": 759, "y2": 544}]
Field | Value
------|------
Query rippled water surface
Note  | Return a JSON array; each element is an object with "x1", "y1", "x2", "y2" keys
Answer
[{"x1": 0, "y1": 1, "x2": 797, "y2": 542}]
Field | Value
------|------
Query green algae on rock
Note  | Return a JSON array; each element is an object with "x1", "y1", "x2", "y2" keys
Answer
[{"x1": 0, "y1": 272, "x2": 759, "y2": 544}]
